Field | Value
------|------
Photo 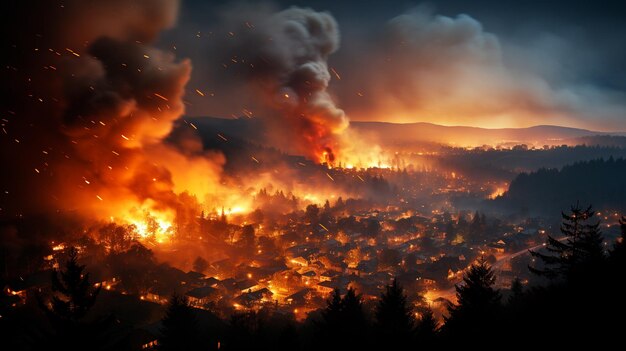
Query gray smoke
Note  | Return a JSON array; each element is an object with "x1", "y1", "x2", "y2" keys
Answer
[{"x1": 207, "y1": 6, "x2": 349, "y2": 163}]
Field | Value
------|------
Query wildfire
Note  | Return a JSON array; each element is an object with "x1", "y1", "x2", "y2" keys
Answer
[
  {"x1": 488, "y1": 186, "x2": 507, "y2": 199},
  {"x1": 224, "y1": 206, "x2": 247, "y2": 215},
  {"x1": 116, "y1": 208, "x2": 175, "y2": 244}
]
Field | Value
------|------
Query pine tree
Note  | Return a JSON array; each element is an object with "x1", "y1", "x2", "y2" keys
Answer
[
  {"x1": 374, "y1": 279, "x2": 414, "y2": 345},
  {"x1": 46, "y1": 247, "x2": 101, "y2": 322},
  {"x1": 415, "y1": 307, "x2": 438, "y2": 344},
  {"x1": 318, "y1": 287, "x2": 368, "y2": 348},
  {"x1": 340, "y1": 287, "x2": 367, "y2": 332},
  {"x1": 508, "y1": 277, "x2": 524, "y2": 304},
  {"x1": 192, "y1": 256, "x2": 208, "y2": 273},
  {"x1": 38, "y1": 247, "x2": 107, "y2": 351},
  {"x1": 610, "y1": 215, "x2": 626, "y2": 261},
  {"x1": 444, "y1": 258, "x2": 501, "y2": 336},
  {"x1": 529, "y1": 204, "x2": 605, "y2": 279},
  {"x1": 159, "y1": 294, "x2": 203, "y2": 351},
  {"x1": 321, "y1": 288, "x2": 343, "y2": 330}
]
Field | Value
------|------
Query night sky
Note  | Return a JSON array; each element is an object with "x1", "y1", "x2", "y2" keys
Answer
[{"x1": 159, "y1": 0, "x2": 626, "y2": 130}]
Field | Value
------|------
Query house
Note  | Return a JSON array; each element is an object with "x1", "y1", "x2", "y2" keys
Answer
[
  {"x1": 301, "y1": 270, "x2": 316, "y2": 278},
  {"x1": 319, "y1": 270, "x2": 340, "y2": 282},
  {"x1": 286, "y1": 244, "x2": 320, "y2": 260},
  {"x1": 315, "y1": 277, "x2": 352, "y2": 294},
  {"x1": 356, "y1": 259, "x2": 378, "y2": 274},
  {"x1": 286, "y1": 288, "x2": 314, "y2": 305},
  {"x1": 93, "y1": 276, "x2": 121, "y2": 292},
  {"x1": 185, "y1": 286, "x2": 219, "y2": 307},
  {"x1": 184, "y1": 271, "x2": 206, "y2": 286},
  {"x1": 315, "y1": 280, "x2": 338, "y2": 294},
  {"x1": 289, "y1": 256, "x2": 308, "y2": 267},
  {"x1": 235, "y1": 279, "x2": 260, "y2": 293},
  {"x1": 215, "y1": 278, "x2": 237, "y2": 294},
  {"x1": 145, "y1": 285, "x2": 171, "y2": 304},
  {"x1": 234, "y1": 288, "x2": 273, "y2": 307},
  {"x1": 204, "y1": 277, "x2": 220, "y2": 287},
  {"x1": 487, "y1": 240, "x2": 506, "y2": 254}
]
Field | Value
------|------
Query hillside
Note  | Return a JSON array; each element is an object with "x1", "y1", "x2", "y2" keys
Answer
[
  {"x1": 350, "y1": 121, "x2": 626, "y2": 148},
  {"x1": 184, "y1": 117, "x2": 626, "y2": 149},
  {"x1": 488, "y1": 158, "x2": 626, "y2": 215}
]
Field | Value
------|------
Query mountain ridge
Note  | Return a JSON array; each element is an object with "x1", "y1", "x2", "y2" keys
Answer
[{"x1": 184, "y1": 116, "x2": 626, "y2": 148}]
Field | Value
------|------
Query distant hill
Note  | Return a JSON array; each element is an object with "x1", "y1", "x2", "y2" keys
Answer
[
  {"x1": 487, "y1": 158, "x2": 626, "y2": 216},
  {"x1": 350, "y1": 121, "x2": 626, "y2": 148},
  {"x1": 183, "y1": 117, "x2": 626, "y2": 149}
]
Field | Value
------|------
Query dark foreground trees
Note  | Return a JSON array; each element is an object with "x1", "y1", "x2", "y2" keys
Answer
[
  {"x1": 37, "y1": 247, "x2": 111, "y2": 351},
  {"x1": 159, "y1": 294, "x2": 203, "y2": 351},
  {"x1": 317, "y1": 287, "x2": 368, "y2": 349},
  {"x1": 529, "y1": 203, "x2": 605, "y2": 279},
  {"x1": 443, "y1": 257, "x2": 501, "y2": 339},
  {"x1": 374, "y1": 279, "x2": 414, "y2": 347}
]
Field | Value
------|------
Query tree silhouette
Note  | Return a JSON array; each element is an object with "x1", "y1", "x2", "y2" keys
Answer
[
  {"x1": 98, "y1": 223, "x2": 131, "y2": 253},
  {"x1": 321, "y1": 288, "x2": 343, "y2": 330},
  {"x1": 508, "y1": 277, "x2": 524, "y2": 304},
  {"x1": 339, "y1": 287, "x2": 367, "y2": 332},
  {"x1": 305, "y1": 204, "x2": 320, "y2": 224},
  {"x1": 415, "y1": 307, "x2": 438, "y2": 345},
  {"x1": 240, "y1": 224, "x2": 256, "y2": 256},
  {"x1": 192, "y1": 256, "x2": 208, "y2": 273},
  {"x1": 318, "y1": 287, "x2": 368, "y2": 348},
  {"x1": 159, "y1": 294, "x2": 203, "y2": 351},
  {"x1": 374, "y1": 279, "x2": 414, "y2": 346},
  {"x1": 610, "y1": 215, "x2": 626, "y2": 262},
  {"x1": 529, "y1": 204, "x2": 605, "y2": 279},
  {"x1": 468, "y1": 211, "x2": 487, "y2": 243},
  {"x1": 444, "y1": 258, "x2": 501, "y2": 337},
  {"x1": 46, "y1": 247, "x2": 101, "y2": 322},
  {"x1": 38, "y1": 247, "x2": 108, "y2": 351}
]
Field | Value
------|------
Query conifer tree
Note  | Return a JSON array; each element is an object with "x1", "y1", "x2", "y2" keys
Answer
[
  {"x1": 46, "y1": 247, "x2": 101, "y2": 322},
  {"x1": 318, "y1": 287, "x2": 368, "y2": 348},
  {"x1": 340, "y1": 287, "x2": 367, "y2": 331},
  {"x1": 320, "y1": 288, "x2": 342, "y2": 332},
  {"x1": 375, "y1": 279, "x2": 414, "y2": 344},
  {"x1": 529, "y1": 204, "x2": 604, "y2": 279},
  {"x1": 159, "y1": 294, "x2": 203, "y2": 351},
  {"x1": 508, "y1": 277, "x2": 524, "y2": 304},
  {"x1": 38, "y1": 247, "x2": 108, "y2": 351},
  {"x1": 444, "y1": 258, "x2": 501, "y2": 335},
  {"x1": 415, "y1": 307, "x2": 438, "y2": 344},
  {"x1": 610, "y1": 215, "x2": 626, "y2": 261}
]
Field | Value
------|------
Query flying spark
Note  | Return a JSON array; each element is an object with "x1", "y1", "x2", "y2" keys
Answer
[{"x1": 153, "y1": 93, "x2": 168, "y2": 101}]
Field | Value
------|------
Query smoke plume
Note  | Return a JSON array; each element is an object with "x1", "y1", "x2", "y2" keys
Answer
[
  {"x1": 335, "y1": 6, "x2": 626, "y2": 129},
  {"x1": 207, "y1": 5, "x2": 349, "y2": 164},
  {"x1": 0, "y1": 0, "x2": 223, "y2": 223}
]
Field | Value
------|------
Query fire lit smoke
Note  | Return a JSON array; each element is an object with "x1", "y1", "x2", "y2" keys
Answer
[
  {"x1": 334, "y1": 5, "x2": 626, "y2": 130},
  {"x1": 0, "y1": 0, "x2": 225, "y2": 241},
  {"x1": 213, "y1": 6, "x2": 349, "y2": 165}
]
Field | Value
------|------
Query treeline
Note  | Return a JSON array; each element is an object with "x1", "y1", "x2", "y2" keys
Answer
[
  {"x1": 2, "y1": 209, "x2": 625, "y2": 350},
  {"x1": 437, "y1": 144, "x2": 626, "y2": 182},
  {"x1": 491, "y1": 157, "x2": 626, "y2": 215}
]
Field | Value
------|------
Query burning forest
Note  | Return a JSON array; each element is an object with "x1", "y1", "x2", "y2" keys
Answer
[{"x1": 2, "y1": 1, "x2": 626, "y2": 350}]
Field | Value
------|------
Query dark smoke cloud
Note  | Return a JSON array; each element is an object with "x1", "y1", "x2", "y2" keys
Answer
[
  {"x1": 334, "y1": 6, "x2": 626, "y2": 130},
  {"x1": 199, "y1": 4, "x2": 349, "y2": 163},
  {"x1": 1, "y1": 0, "x2": 223, "y2": 220}
]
